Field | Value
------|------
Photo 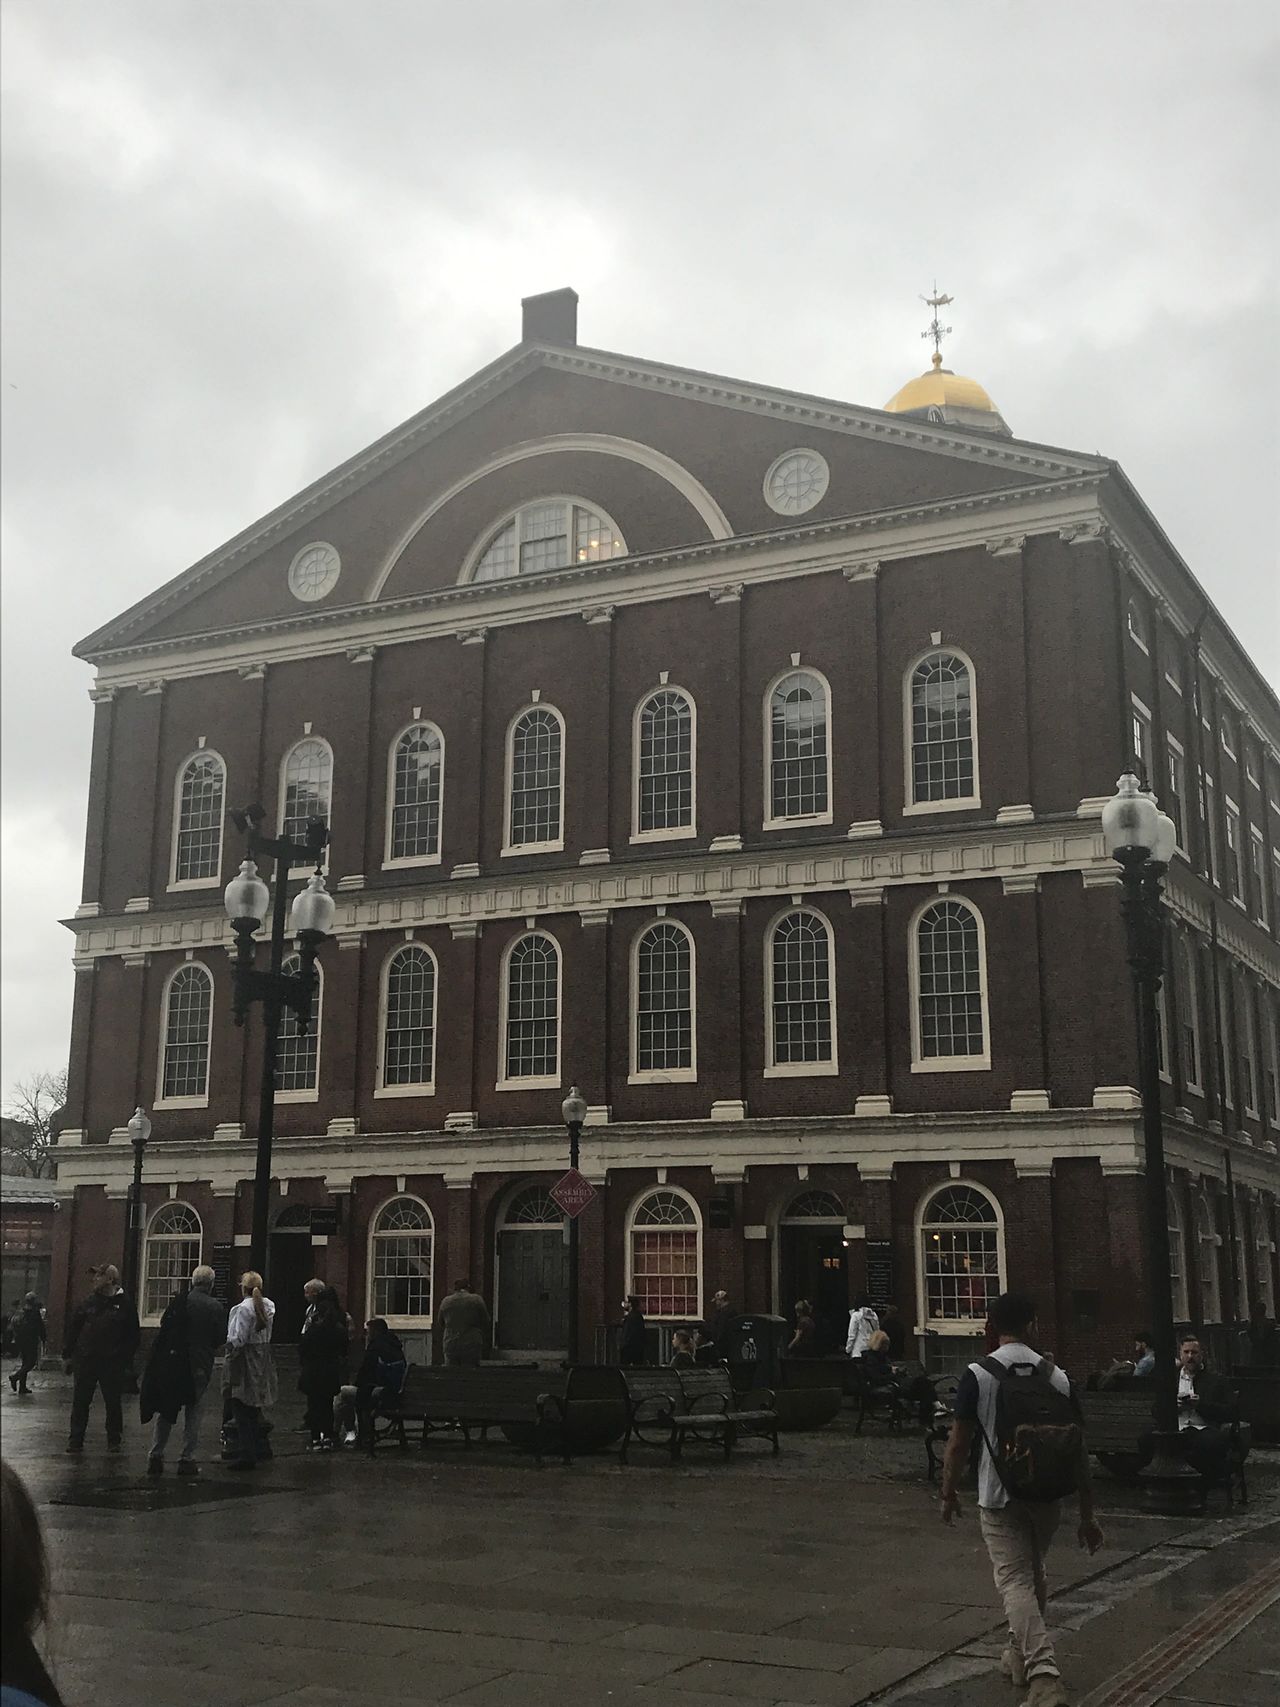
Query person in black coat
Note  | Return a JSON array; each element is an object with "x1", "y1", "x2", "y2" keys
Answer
[
  {"x1": 298, "y1": 1281, "x2": 350, "y2": 1449},
  {"x1": 8, "y1": 1295, "x2": 46, "y2": 1395},
  {"x1": 141, "y1": 1265, "x2": 228, "y2": 1475},
  {"x1": 618, "y1": 1296, "x2": 647, "y2": 1367},
  {"x1": 62, "y1": 1265, "x2": 140, "y2": 1452},
  {"x1": 334, "y1": 1317, "x2": 407, "y2": 1446}
]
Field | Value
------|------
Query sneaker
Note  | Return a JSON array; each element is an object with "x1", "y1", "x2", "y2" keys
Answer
[
  {"x1": 342, "y1": 1428, "x2": 357, "y2": 1447},
  {"x1": 1001, "y1": 1646, "x2": 1028, "y2": 1689},
  {"x1": 146, "y1": 1458, "x2": 164, "y2": 1477},
  {"x1": 7, "y1": 1372, "x2": 17, "y2": 1392},
  {"x1": 176, "y1": 1461, "x2": 200, "y2": 1477},
  {"x1": 1026, "y1": 1676, "x2": 1070, "y2": 1707}
]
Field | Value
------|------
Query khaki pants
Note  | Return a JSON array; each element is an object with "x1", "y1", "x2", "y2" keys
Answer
[{"x1": 979, "y1": 1501, "x2": 1061, "y2": 1680}]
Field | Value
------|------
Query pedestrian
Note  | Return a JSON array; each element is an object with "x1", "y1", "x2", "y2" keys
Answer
[
  {"x1": 940, "y1": 1291, "x2": 1103, "y2": 1707},
  {"x1": 2, "y1": 1298, "x2": 21, "y2": 1358},
  {"x1": 1245, "y1": 1297, "x2": 1279, "y2": 1368},
  {"x1": 298, "y1": 1279, "x2": 349, "y2": 1450},
  {"x1": 787, "y1": 1300, "x2": 818, "y2": 1357},
  {"x1": 62, "y1": 1263, "x2": 139, "y2": 1454},
  {"x1": 879, "y1": 1301, "x2": 906, "y2": 1359},
  {"x1": 437, "y1": 1277, "x2": 490, "y2": 1369},
  {"x1": 618, "y1": 1295, "x2": 647, "y2": 1367},
  {"x1": 222, "y1": 1271, "x2": 277, "y2": 1471},
  {"x1": 140, "y1": 1264, "x2": 227, "y2": 1477},
  {"x1": 1, "y1": 1459, "x2": 66, "y2": 1706},
  {"x1": 668, "y1": 1329, "x2": 696, "y2": 1369},
  {"x1": 706, "y1": 1289, "x2": 734, "y2": 1350},
  {"x1": 845, "y1": 1293, "x2": 879, "y2": 1359},
  {"x1": 334, "y1": 1317, "x2": 408, "y2": 1447},
  {"x1": 8, "y1": 1295, "x2": 46, "y2": 1396}
]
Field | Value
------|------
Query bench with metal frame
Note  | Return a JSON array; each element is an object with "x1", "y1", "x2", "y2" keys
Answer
[
  {"x1": 1080, "y1": 1387, "x2": 1250, "y2": 1508},
  {"x1": 620, "y1": 1365, "x2": 779, "y2": 1463},
  {"x1": 368, "y1": 1365, "x2": 568, "y2": 1465}
]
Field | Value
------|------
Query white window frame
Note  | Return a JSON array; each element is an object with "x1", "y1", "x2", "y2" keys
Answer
[
  {"x1": 139, "y1": 1202, "x2": 203, "y2": 1326},
  {"x1": 915, "y1": 1179, "x2": 1006, "y2": 1337},
  {"x1": 762, "y1": 667, "x2": 834, "y2": 831},
  {"x1": 1130, "y1": 695, "x2": 1153, "y2": 784},
  {"x1": 1254, "y1": 1197, "x2": 1276, "y2": 1316},
  {"x1": 1156, "y1": 980, "x2": 1172, "y2": 1084},
  {"x1": 1267, "y1": 1005, "x2": 1280, "y2": 1126},
  {"x1": 1166, "y1": 736, "x2": 1187, "y2": 856},
  {"x1": 625, "y1": 1184, "x2": 703, "y2": 1322},
  {"x1": 461, "y1": 496, "x2": 628, "y2": 584},
  {"x1": 908, "y1": 894, "x2": 992, "y2": 1073},
  {"x1": 903, "y1": 647, "x2": 981, "y2": 815},
  {"x1": 1234, "y1": 1199, "x2": 1252, "y2": 1319},
  {"x1": 155, "y1": 960, "x2": 214, "y2": 1109},
  {"x1": 1175, "y1": 935, "x2": 1203, "y2": 1095},
  {"x1": 1239, "y1": 978, "x2": 1260, "y2": 1118},
  {"x1": 366, "y1": 1193, "x2": 435, "y2": 1328},
  {"x1": 1218, "y1": 965, "x2": 1234, "y2": 1110},
  {"x1": 375, "y1": 943, "x2": 438, "y2": 1098},
  {"x1": 497, "y1": 930, "x2": 562, "y2": 1091},
  {"x1": 1195, "y1": 1190, "x2": 1221, "y2": 1323},
  {"x1": 383, "y1": 720, "x2": 445, "y2": 870},
  {"x1": 1167, "y1": 1184, "x2": 1190, "y2": 1321},
  {"x1": 1220, "y1": 714, "x2": 1237, "y2": 759},
  {"x1": 275, "y1": 954, "x2": 322, "y2": 1103},
  {"x1": 1126, "y1": 598, "x2": 1150, "y2": 654},
  {"x1": 629, "y1": 919, "x2": 697, "y2": 1085},
  {"x1": 630, "y1": 686, "x2": 697, "y2": 844},
  {"x1": 1249, "y1": 829, "x2": 1269, "y2": 928},
  {"x1": 764, "y1": 905, "x2": 839, "y2": 1077},
  {"x1": 1202, "y1": 771, "x2": 1220, "y2": 887},
  {"x1": 168, "y1": 749, "x2": 228, "y2": 892},
  {"x1": 502, "y1": 703, "x2": 566, "y2": 856},
  {"x1": 277, "y1": 735, "x2": 334, "y2": 867},
  {"x1": 1224, "y1": 799, "x2": 1244, "y2": 905}
]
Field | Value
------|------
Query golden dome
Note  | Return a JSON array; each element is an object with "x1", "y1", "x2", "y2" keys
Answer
[{"x1": 884, "y1": 352, "x2": 1000, "y2": 416}]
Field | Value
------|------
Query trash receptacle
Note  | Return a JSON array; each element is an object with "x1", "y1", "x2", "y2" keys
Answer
[{"x1": 723, "y1": 1313, "x2": 789, "y2": 1390}]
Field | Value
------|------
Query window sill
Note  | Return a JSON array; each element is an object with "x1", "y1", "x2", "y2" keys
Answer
[
  {"x1": 763, "y1": 1061, "x2": 839, "y2": 1078},
  {"x1": 630, "y1": 827, "x2": 697, "y2": 845},
  {"x1": 501, "y1": 841, "x2": 564, "y2": 858},
  {"x1": 903, "y1": 796, "x2": 981, "y2": 818},
  {"x1": 383, "y1": 1316, "x2": 433, "y2": 1330},
  {"x1": 911, "y1": 1057, "x2": 992, "y2": 1074},
  {"x1": 154, "y1": 1096, "x2": 210, "y2": 1110},
  {"x1": 382, "y1": 855, "x2": 442, "y2": 872},
  {"x1": 762, "y1": 813, "x2": 834, "y2": 832},
  {"x1": 166, "y1": 878, "x2": 222, "y2": 893},
  {"x1": 920, "y1": 1322, "x2": 986, "y2": 1337},
  {"x1": 628, "y1": 1070, "x2": 697, "y2": 1085},
  {"x1": 495, "y1": 1076, "x2": 560, "y2": 1092},
  {"x1": 1128, "y1": 636, "x2": 1150, "y2": 655},
  {"x1": 374, "y1": 1083, "x2": 437, "y2": 1099},
  {"x1": 275, "y1": 1090, "x2": 320, "y2": 1104}
]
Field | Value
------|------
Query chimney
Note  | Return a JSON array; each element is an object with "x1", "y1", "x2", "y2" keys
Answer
[{"x1": 521, "y1": 287, "x2": 578, "y2": 348}]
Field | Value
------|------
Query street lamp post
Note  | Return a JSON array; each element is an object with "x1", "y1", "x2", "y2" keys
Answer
[
  {"x1": 561, "y1": 1086, "x2": 588, "y2": 1364},
  {"x1": 1101, "y1": 772, "x2": 1201, "y2": 1508},
  {"x1": 223, "y1": 805, "x2": 335, "y2": 1280},
  {"x1": 121, "y1": 1106, "x2": 151, "y2": 1310}
]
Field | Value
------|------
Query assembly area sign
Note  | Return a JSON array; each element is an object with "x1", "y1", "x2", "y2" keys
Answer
[{"x1": 549, "y1": 1168, "x2": 597, "y2": 1219}]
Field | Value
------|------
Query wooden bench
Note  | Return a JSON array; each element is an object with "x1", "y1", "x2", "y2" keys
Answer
[
  {"x1": 1080, "y1": 1387, "x2": 1250, "y2": 1508},
  {"x1": 369, "y1": 1365, "x2": 568, "y2": 1464},
  {"x1": 620, "y1": 1366, "x2": 779, "y2": 1463},
  {"x1": 1230, "y1": 1369, "x2": 1280, "y2": 1444}
]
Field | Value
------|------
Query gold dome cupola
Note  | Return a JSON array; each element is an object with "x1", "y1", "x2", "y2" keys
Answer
[{"x1": 884, "y1": 288, "x2": 1011, "y2": 437}]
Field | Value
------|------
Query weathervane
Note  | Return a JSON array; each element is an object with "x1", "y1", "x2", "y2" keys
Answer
[{"x1": 921, "y1": 283, "x2": 953, "y2": 367}]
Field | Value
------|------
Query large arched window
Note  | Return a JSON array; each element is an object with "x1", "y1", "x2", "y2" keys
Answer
[
  {"x1": 781, "y1": 1190, "x2": 846, "y2": 1223},
  {"x1": 906, "y1": 650, "x2": 978, "y2": 809},
  {"x1": 765, "y1": 670, "x2": 831, "y2": 826},
  {"x1": 628, "y1": 1189, "x2": 701, "y2": 1320},
  {"x1": 368, "y1": 1196, "x2": 434, "y2": 1324},
  {"x1": 379, "y1": 945, "x2": 437, "y2": 1093},
  {"x1": 918, "y1": 1183, "x2": 1004, "y2": 1328},
  {"x1": 1168, "y1": 1185, "x2": 1190, "y2": 1321},
  {"x1": 503, "y1": 1185, "x2": 565, "y2": 1227},
  {"x1": 631, "y1": 921, "x2": 695, "y2": 1080},
  {"x1": 911, "y1": 898, "x2": 989, "y2": 1069},
  {"x1": 1174, "y1": 936, "x2": 1202, "y2": 1093},
  {"x1": 1195, "y1": 1191, "x2": 1221, "y2": 1323},
  {"x1": 279, "y1": 737, "x2": 333, "y2": 852},
  {"x1": 500, "y1": 933, "x2": 560, "y2": 1086},
  {"x1": 141, "y1": 1203, "x2": 202, "y2": 1322},
  {"x1": 505, "y1": 706, "x2": 565, "y2": 852},
  {"x1": 158, "y1": 963, "x2": 213, "y2": 1103},
  {"x1": 386, "y1": 722, "x2": 444, "y2": 865},
  {"x1": 275, "y1": 954, "x2": 321, "y2": 1098},
  {"x1": 469, "y1": 499, "x2": 626, "y2": 582},
  {"x1": 766, "y1": 909, "x2": 836, "y2": 1073},
  {"x1": 633, "y1": 688, "x2": 695, "y2": 838},
  {"x1": 171, "y1": 751, "x2": 226, "y2": 885}
]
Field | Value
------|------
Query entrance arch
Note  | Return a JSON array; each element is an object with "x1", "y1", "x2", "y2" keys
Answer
[
  {"x1": 778, "y1": 1190, "x2": 847, "y2": 1353},
  {"x1": 495, "y1": 1184, "x2": 569, "y2": 1354},
  {"x1": 268, "y1": 1204, "x2": 314, "y2": 1341}
]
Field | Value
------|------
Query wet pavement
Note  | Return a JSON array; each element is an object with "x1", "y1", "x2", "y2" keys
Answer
[{"x1": 2, "y1": 1373, "x2": 1277, "y2": 1706}]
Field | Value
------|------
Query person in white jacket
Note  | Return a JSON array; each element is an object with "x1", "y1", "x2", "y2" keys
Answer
[
  {"x1": 846, "y1": 1295, "x2": 880, "y2": 1358},
  {"x1": 223, "y1": 1271, "x2": 277, "y2": 1470}
]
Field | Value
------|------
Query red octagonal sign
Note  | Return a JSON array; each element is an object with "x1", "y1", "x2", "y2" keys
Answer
[{"x1": 550, "y1": 1168, "x2": 597, "y2": 1220}]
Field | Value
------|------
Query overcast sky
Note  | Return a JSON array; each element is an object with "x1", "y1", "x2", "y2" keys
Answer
[{"x1": 2, "y1": 1, "x2": 1277, "y2": 1104}]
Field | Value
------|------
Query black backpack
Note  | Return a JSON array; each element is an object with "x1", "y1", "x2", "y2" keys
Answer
[{"x1": 976, "y1": 1356, "x2": 1082, "y2": 1502}]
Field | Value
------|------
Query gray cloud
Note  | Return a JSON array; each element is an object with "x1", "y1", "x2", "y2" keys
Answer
[{"x1": 2, "y1": 0, "x2": 1277, "y2": 1091}]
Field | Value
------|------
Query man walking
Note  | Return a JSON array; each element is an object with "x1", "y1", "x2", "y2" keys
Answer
[
  {"x1": 8, "y1": 1294, "x2": 46, "y2": 1394},
  {"x1": 940, "y1": 1291, "x2": 1103, "y2": 1707},
  {"x1": 142, "y1": 1264, "x2": 228, "y2": 1476},
  {"x1": 63, "y1": 1263, "x2": 140, "y2": 1453},
  {"x1": 438, "y1": 1277, "x2": 490, "y2": 1368}
]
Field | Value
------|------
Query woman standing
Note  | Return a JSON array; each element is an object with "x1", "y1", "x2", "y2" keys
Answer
[
  {"x1": 223, "y1": 1272, "x2": 277, "y2": 1471},
  {"x1": 298, "y1": 1281, "x2": 349, "y2": 1451}
]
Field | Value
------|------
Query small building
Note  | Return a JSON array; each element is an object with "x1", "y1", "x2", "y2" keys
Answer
[{"x1": 1, "y1": 1175, "x2": 62, "y2": 1316}]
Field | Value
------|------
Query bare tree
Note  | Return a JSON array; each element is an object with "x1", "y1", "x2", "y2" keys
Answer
[{"x1": 1, "y1": 1069, "x2": 69, "y2": 1179}]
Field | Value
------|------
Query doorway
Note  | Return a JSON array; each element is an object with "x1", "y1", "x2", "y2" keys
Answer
[
  {"x1": 267, "y1": 1206, "x2": 314, "y2": 1341},
  {"x1": 778, "y1": 1190, "x2": 848, "y2": 1354},
  {"x1": 495, "y1": 1186, "x2": 569, "y2": 1353}
]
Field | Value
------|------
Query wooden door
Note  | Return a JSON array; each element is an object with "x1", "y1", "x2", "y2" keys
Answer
[{"x1": 497, "y1": 1228, "x2": 569, "y2": 1352}]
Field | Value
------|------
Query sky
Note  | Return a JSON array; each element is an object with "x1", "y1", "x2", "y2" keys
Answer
[{"x1": 2, "y1": 1, "x2": 1278, "y2": 1101}]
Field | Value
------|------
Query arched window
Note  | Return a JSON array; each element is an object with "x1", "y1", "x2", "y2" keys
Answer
[
  {"x1": 275, "y1": 954, "x2": 321, "y2": 1098},
  {"x1": 158, "y1": 963, "x2": 213, "y2": 1103},
  {"x1": 1195, "y1": 1191, "x2": 1221, "y2": 1323},
  {"x1": 172, "y1": 751, "x2": 226, "y2": 884},
  {"x1": 501, "y1": 933, "x2": 560, "y2": 1085},
  {"x1": 1254, "y1": 1198, "x2": 1276, "y2": 1317},
  {"x1": 781, "y1": 1190, "x2": 846, "y2": 1222},
  {"x1": 386, "y1": 722, "x2": 443, "y2": 865},
  {"x1": 911, "y1": 898, "x2": 989, "y2": 1068},
  {"x1": 280, "y1": 737, "x2": 333, "y2": 853},
  {"x1": 918, "y1": 1183, "x2": 1004, "y2": 1327},
  {"x1": 766, "y1": 670, "x2": 831, "y2": 825},
  {"x1": 767, "y1": 909, "x2": 835, "y2": 1073},
  {"x1": 368, "y1": 1196, "x2": 434, "y2": 1323},
  {"x1": 506, "y1": 706, "x2": 564, "y2": 852},
  {"x1": 1168, "y1": 1185, "x2": 1190, "y2": 1321},
  {"x1": 504, "y1": 1186, "x2": 565, "y2": 1226},
  {"x1": 907, "y1": 651, "x2": 978, "y2": 808},
  {"x1": 470, "y1": 499, "x2": 626, "y2": 582},
  {"x1": 379, "y1": 945, "x2": 437, "y2": 1092},
  {"x1": 628, "y1": 1189, "x2": 701, "y2": 1320},
  {"x1": 1174, "y1": 936, "x2": 1202, "y2": 1092},
  {"x1": 632, "y1": 921, "x2": 695, "y2": 1079},
  {"x1": 141, "y1": 1203, "x2": 202, "y2": 1322},
  {"x1": 634, "y1": 689, "x2": 695, "y2": 837}
]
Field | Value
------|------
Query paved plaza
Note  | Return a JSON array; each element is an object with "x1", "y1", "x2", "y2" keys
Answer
[{"x1": 3, "y1": 1377, "x2": 1277, "y2": 1707}]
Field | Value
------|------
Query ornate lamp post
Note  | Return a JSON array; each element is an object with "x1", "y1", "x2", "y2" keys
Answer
[
  {"x1": 561, "y1": 1086, "x2": 588, "y2": 1364},
  {"x1": 1101, "y1": 771, "x2": 1199, "y2": 1507},
  {"x1": 121, "y1": 1106, "x2": 151, "y2": 1310},
  {"x1": 223, "y1": 805, "x2": 335, "y2": 1279}
]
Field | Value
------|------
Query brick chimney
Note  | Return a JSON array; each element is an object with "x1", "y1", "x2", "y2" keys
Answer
[{"x1": 521, "y1": 287, "x2": 578, "y2": 347}]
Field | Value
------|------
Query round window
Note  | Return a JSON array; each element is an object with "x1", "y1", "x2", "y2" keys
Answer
[{"x1": 288, "y1": 541, "x2": 341, "y2": 604}]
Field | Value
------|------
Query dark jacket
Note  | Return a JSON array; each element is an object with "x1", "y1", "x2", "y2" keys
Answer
[
  {"x1": 184, "y1": 1287, "x2": 229, "y2": 1383},
  {"x1": 298, "y1": 1301, "x2": 349, "y2": 1398},
  {"x1": 618, "y1": 1308, "x2": 647, "y2": 1362},
  {"x1": 1246, "y1": 1318, "x2": 1280, "y2": 1368},
  {"x1": 63, "y1": 1288, "x2": 139, "y2": 1367},
  {"x1": 1185, "y1": 1365, "x2": 1237, "y2": 1426},
  {"x1": 139, "y1": 1292, "x2": 197, "y2": 1426},
  {"x1": 355, "y1": 1328, "x2": 407, "y2": 1401},
  {"x1": 707, "y1": 1305, "x2": 734, "y2": 1348},
  {"x1": 880, "y1": 1314, "x2": 907, "y2": 1359},
  {"x1": 13, "y1": 1302, "x2": 45, "y2": 1361}
]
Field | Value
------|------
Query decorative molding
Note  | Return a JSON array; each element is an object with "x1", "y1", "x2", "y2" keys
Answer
[
  {"x1": 846, "y1": 820, "x2": 884, "y2": 841},
  {"x1": 709, "y1": 898, "x2": 743, "y2": 919},
  {"x1": 855, "y1": 1095, "x2": 893, "y2": 1118},
  {"x1": 87, "y1": 684, "x2": 117, "y2": 703},
  {"x1": 234, "y1": 1233, "x2": 251, "y2": 1248},
  {"x1": 1059, "y1": 521, "x2": 1106, "y2": 547},
  {"x1": 848, "y1": 886, "x2": 886, "y2": 909},
  {"x1": 1001, "y1": 874, "x2": 1041, "y2": 895},
  {"x1": 1081, "y1": 868, "x2": 1122, "y2": 890},
  {"x1": 1014, "y1": 1159, "x2": 1055, "y2": 1177},
  {"x1": 585, "y1": 1105, "x2": 611, "y2": 1127},
  {"x1": 858, "y1": 1162, "x2": 896, "y2": 1182},
  {"x1": 986, "y1": 535, "x2": 1026, "y2": 558},
  {"x1": 712, "y1": 1165, "x2": 746, "y2": 1184},
  {"x1": 579, "y1": 848, "x2": 611, "y2": 866},
  {"x1": 1075, "y1": 796, "x2": 1111, "y2": 819},
  {"x1": 137, "y1": 679, "x2": 166, "y2": 696},
  {"x1": 448, "y1": 920, "x2": 482, "y2": 940},
  {"x1": 1010, "y1": 1090, "x2": 1051, "y2": 1113},
  {"x1": 124, "y1": 896, "x2": 151, "y2": 914},
  {"x1": 581, "y1": 605, "x2": 615, "y2": 626},
  {"x1": 995, "y1": 804, "x2": 1035, "y2": 825},
  {"x1": 336, "y1": 873, "x2": 365, "y2": 892},
  {"x1": 578, "y1": 907, "x2": 611, "y2": 928},
  {"x1": 743, "y1": 1224, "x2": 768, "y2": 1241},
  {"x1": 1092, "y1": 1086, "x2": 1141, "y2": 1111},
  {"x1": 708, "y1": 834, "x2": 743, "y2": 853},
  {"x1": 450, "y1": 862, "x2": 481, "y2": 880},
  {"x1": 345, "y1": 644, "x2": 377, "y2": 664},
  {"x1": 456, "y1": 627, "x2": 488, "y2": 646},
  {"x1": 841, "y1": 559, "x2": 880, "y2": 583},
  {"x1": 710, "y1": 1100, "x2": 747, "y2": 1122},
  {"x1": 444, "y1": 1111, "x2": 477, "y2": 1131},
  {"x1": 213, "y1": 1122, "x2": 245, "y2": 1142},
  {"x1": 326, "y1": 1117, "x2": 359, "y2": 1138},
  {"x1": 237, "y1": 662, "x2": 267, "y2": 680},
  {"x1": 337, "y1": 933, "x2": 364, "y2": 952},
  {"x1": 56, "y1": 1128, "x2": 86, "y2": 1147},
  {"x1": 708, "y1": 583, "x2": 745, "y2": 605},
  {"x1": 119, "y1": 950, "x2": 150, "y2": 969},
  {"x1": 74, "y1": 902, "x2": 102, "y2": 919}
]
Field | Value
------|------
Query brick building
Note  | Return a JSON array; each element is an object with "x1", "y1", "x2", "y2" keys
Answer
[{"x1": 50, "y1": 290, "x2": 1280, "y2": 1369}]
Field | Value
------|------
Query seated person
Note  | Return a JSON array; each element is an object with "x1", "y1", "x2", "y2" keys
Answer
[
  {"x1": 1175, "y1": 1334, "x2": 1236, "y2": 1481},
  {"x1": 668, "y1": 1329, "x2": 696, "y2": 1369},
  {"x1": 859, "y1": 1330, "x2": 895, "y2": 1385},
  {"x1": 692, "y1": 1327, "x2": 717, "y2": 1366},
  {"x1": 334, "y1": 1317, "x2": 407, "y2": 1446},
  {"x1": 787, "y1": 1300, "x2": 817, "y2": 1358},
  {"x1": 1099, "y1": 1329, "x2": 1156, "y2": 1387}
]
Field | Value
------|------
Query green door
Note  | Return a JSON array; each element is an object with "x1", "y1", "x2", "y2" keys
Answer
[{"x1": 497, "y1": 1228, "x2": 569, "y2": 1352}]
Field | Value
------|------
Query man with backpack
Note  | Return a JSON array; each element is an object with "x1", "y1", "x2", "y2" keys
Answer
[{"x1": 940, "y1": 1292, "x2": 1104, "y2": 1707}]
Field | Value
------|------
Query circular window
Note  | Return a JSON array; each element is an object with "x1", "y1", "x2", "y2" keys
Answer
[
  {"x1": 288, "y1": 541, "x2": 341, "y2": 604},
  {"x1": 763, "y1": 449, "x2": 830, "y2": 517}
]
